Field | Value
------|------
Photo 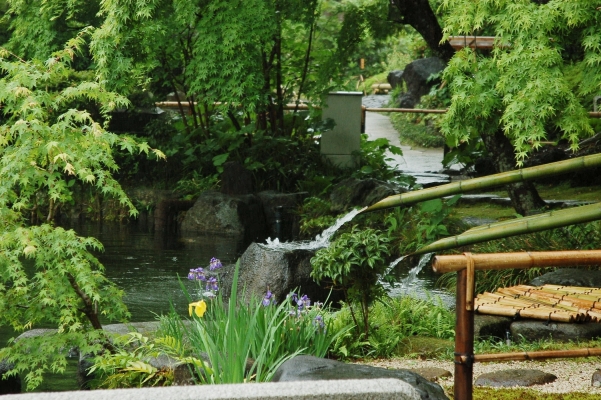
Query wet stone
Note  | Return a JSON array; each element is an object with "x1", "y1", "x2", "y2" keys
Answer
[
  {"x1": 474, "y1": 314, "x2": 512, "y2": 340},
  {"x1": 510, "y1": 320, "x2": 601, "y2": 342},
  {"x1": 530, "y1": 268, "x2": 601, "y2": 287},
  {"x1": 272, "y1": 355, "x2": 449, "y2": 400},
  {"x1": 475, "y1": 369, "x2": 556, "y2": 388},
  {"x1": 592, "y1": 369, "x2": 601, "y2": 387}
]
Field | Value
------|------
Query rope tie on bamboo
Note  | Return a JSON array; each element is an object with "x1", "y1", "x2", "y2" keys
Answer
[
  {"x1": 464, "y1": 252, "x2": 475, "y2": 311},
  {"x1": 454, "y1": 352, "x2": 474, "y2": 365}
]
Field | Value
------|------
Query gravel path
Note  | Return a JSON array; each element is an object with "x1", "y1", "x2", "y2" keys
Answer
[{"x1": 357, "y1": 358, "x2": 601, "y2": 394}]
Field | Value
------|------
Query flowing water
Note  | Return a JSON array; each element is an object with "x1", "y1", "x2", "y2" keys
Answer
[{"x1": 264, "y1": 208, "x2": 363, "y2": 251}]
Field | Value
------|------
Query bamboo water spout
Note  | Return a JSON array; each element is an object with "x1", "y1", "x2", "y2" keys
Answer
[{"x1": 361, "y1": 153, "x2": 601, "y2": 213}]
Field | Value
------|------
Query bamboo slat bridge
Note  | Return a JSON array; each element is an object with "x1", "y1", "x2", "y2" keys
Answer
[{"x1": 432, "y1": 250, "x2": 601, "y2": 400}]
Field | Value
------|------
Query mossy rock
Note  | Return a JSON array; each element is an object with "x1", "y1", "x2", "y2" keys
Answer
[{"x1": 396, "y1": 337, "x2": 454, "y2": 359}]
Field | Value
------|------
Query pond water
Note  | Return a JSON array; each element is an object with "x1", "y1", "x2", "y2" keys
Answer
[{"x1": 0, "y1": 220, "x2": 452, "y2": 392}]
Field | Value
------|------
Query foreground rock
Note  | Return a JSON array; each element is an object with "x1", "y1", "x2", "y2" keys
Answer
[
  {"x1": 272, "y1": 355, "x2": 449, "y2": 400},
  {"x1": 475, "y1": 369, "x2": 557, "y2": 388}
]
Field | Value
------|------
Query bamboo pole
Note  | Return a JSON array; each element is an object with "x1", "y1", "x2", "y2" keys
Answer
[
  {"x1": 361, "y1": 153, "x2": 601, "y2": 213},
  {"x1": 461, "y1": 347, "x2": 601, "y2": 363},
  {"x1": 432, "y1": 250, "x2": 601, "y2": 273},
  {"x1": 417, "y1": 203, "x2": 601, "y2": 255},
  {"x1": 455, "y1": 268, "x2": 474, "y2": 400}
]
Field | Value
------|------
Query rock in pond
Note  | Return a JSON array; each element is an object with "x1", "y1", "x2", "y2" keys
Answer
[
  {"x1": 272, "y1": 355, "x2": 449, "y2": 400},
  {"x1": 475, "y1": 369, "x2": 556, "y2": 388},
  {"x1": 218, "y1": 243, "x2": 342, "y2": 305}
]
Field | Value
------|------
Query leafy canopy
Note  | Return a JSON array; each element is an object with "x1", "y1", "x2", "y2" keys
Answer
[
  {"x1": 440, "y1": 0, "x2": 601, "y2": 165},
  {"x1": 0, "y1": 32, "x2": 164, "y2": 390}
]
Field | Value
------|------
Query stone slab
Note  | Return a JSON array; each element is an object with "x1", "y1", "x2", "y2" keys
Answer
[{"x1": 0, "y1": 378, "x2": 421, "y2": 400}]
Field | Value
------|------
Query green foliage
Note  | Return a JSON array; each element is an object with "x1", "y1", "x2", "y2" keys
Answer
[
  {"x1": 1, "y1": 0, "x2": 101, "y2": 61},
  {"x1": 0, "y1": 36, "x2": 163, "y2": 390},
  {"x1": 352, "y1": 134, "x2": 405, "y2": 182},
  {"x1": 388, "y1": 71, "x2": 449, "y2": 149},
  {"x1": 89, "y1": 332, "x2": 178, "y2": 388},
  {"x1": 441, "y1": 0, "x2": 601, "y2": 165},
  {"x1": 385, "y1": 196, "x2": 460, "y2": 255},
  {"x1": 311, "y1": 227, "x2": 390, "y2": 338},
  {"x1": 91, "y1": 261, "x2": 351, "y2": 387},
  {"x1": 331, "y1": 295, "x2": 455, "y2": 359}
]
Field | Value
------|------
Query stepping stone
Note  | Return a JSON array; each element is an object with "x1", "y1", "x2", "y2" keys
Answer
[
  {"x1": 408, "y1": 367, "x2": 452, "y2": 382},
  {"x1": 592, "y1": 369, "x2": 601, "y2": 387},
  {"x1": 475, "y1": 369, "x2": 556, "y2": 388}
]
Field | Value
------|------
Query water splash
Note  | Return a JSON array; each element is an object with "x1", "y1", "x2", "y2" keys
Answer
[
  {"x1": 264, "y1": 208, "x2": 362, "y2": 251},
  {"x1": 401, "y1": 252, "x2": 434, "y2": 290},
  {"x1": 379, "y1": 255, "x2": 407, "y2": 280}
]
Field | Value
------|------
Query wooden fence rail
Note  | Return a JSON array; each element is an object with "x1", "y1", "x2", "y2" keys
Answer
[{"x1": 432, "y1": 250, "x2": 601, "y2": 400}]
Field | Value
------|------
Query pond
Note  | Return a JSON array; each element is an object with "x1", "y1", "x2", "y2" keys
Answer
[{"x1": 0, "y1": 220, "x2": 452, "y2": 392}]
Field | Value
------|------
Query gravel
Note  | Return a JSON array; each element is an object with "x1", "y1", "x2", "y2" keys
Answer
[{"x1": 357, "y1": 358, "x2": 601, "y2": 394}]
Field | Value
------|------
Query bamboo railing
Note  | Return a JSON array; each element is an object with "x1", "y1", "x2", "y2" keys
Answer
[{"x1": 433, "y1": 251, "x2": 601, "y2": 400}]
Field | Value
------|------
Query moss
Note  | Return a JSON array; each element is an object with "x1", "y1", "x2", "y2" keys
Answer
[
  {"x1": 466, "y1": 387, "x2": 601, "y2": 400},
  {"x1": 397, "y1": 336, "x2": 454, "y2": 359}
]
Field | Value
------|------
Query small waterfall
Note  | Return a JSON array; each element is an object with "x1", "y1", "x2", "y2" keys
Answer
[
  {"x1": 264, "y1": 208, "x2": 363, "y2": 251},
  {"x1": 401, "y1": 252, "x2": 434, "y2": 290},
  {"x1": 379, "y1": 255, "x2": 407, "y2": 280}
]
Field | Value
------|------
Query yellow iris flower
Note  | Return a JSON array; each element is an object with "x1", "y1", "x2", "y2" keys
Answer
[{"x1": 188, "y1": 300, "x2": 207, "y2": 317}]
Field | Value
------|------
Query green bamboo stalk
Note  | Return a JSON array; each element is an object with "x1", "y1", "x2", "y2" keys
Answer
[
  {"x1": 362, "y1": 153, "x2": 601, "y2": 213},
  {"x1": 413, "y1": 202, "x2": 601, "y2": 255}
]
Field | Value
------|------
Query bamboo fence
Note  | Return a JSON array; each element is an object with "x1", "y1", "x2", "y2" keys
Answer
[{"x1": 475, "y1": 284, "x2": 601, "y2": 323}]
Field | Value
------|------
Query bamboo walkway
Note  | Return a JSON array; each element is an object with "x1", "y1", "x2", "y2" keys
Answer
[{"x1": 475, "y1": 284, "x2": 601, "y2": 323}]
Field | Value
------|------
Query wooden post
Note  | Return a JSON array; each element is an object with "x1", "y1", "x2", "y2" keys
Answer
[{"x1": 455, "y1": 268, "x2": 474, "y2": 400}]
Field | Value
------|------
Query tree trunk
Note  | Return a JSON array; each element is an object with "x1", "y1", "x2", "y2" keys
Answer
[
  {"x1": 390, "y1": 0, "x2": 455, "y2": 61},
  {"x1": 481, "y1": 129, "x2": 546, "y2": 216}
]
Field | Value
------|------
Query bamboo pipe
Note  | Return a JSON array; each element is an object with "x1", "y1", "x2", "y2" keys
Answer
[
  {"x1": 361, "y1": 153, "x2": 601, "y2": 213},
  {"x1": 432, "y1": 250, "x2": 601, "y2": 274},
  {"x1": 416, "y1": 203, "x2": 601, "y2": 255},
  {"x1": 461, "y1": 347, "x2": 601, "y2": 363}
]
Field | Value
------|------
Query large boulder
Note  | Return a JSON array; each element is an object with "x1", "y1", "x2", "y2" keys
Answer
[
  {"x1": 387, "y1": 70, "x2": 404, "y2": 89},
  {"x1": 180, "y1": 191, "x2": 267, "y2": 245},
  {"x1": 530, "y1": 268, "x2": 601, "y2": 287},
  {"x1": 398, "y1": 57, "x2": 446, "y2": 108},
  {"x1": 510, "y1": 320, "x2": 601, "y2": 342},
  {"x1": 218, "y1": 243, "x2": 340, "y2": 305},
  {"x1": 272, "y1": 355, "x2": 448, "y2": 400},
  {"x1": 330, "y1": 178, "x2": 405, "y2": 213}
]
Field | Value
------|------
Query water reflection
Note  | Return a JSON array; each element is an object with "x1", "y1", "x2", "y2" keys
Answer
[{"x1": 75, "y1": 222, "x2": 245, "y2": 322}]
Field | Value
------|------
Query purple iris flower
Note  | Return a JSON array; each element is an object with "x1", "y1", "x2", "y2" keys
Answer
[
  {"x1": 206, "y1": 277, "x2": 218, "y2": 291},
  {"x1": 313, "y1": 315, "x2": 325, "y2": 329},
  {"x1": 209, "y1": 257, "x2": 222, "y2": 271},
  {"x1": 297, "y1": 294, "x2": 311, "y2": 310},
  {"x1": 262, "y1": 290, "x2": 274, "y2": 307},
  {"x1": 188, "y1": 267, "x2": 206, "y2": 281}
]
